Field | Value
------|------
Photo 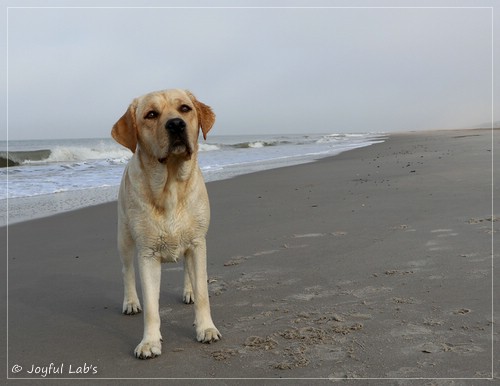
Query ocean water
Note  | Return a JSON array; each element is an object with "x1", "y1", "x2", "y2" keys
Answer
[{"x1": 0, "y1": 133, "x2": 385, "y2": 225}]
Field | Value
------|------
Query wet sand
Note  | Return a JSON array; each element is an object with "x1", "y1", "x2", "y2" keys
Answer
[{"x1": 2, "y1": 129, "x2": 498, "y2": 384}]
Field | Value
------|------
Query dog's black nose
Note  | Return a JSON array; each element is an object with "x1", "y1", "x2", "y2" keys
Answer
[{"x1": 166, "y1": 118, "x2": 186, "y2": 134}]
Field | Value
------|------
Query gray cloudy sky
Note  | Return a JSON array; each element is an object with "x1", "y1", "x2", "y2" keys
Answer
[{"x1": 3, "y1": 1, "x2": 498, "y2": 140}]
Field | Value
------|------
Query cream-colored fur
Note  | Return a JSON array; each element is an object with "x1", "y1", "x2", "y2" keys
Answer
[{"x1": 111, "y1": 89, "x2": 221, "y2": 359}]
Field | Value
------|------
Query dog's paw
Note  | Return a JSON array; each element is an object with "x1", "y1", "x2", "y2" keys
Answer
[
  {"x1": 122, "y1": 300, "x2": 142, "y2": 315},
  {"x1": 183, "y1": 291, "x2": 194, "y2": 304},
  {"x1": 197, "y1": 326, "x2": 221, "y2": 344},
  {"x1": 134, "y1": 339, "x2": 162, "y2": 359}
]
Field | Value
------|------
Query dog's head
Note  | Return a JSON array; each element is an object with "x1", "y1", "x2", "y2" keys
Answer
[{"x1": 111, "y1": 89, "x2": 215, "y2": 162}]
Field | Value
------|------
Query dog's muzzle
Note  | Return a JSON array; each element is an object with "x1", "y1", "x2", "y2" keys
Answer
[{"x1": 164, "y1": 118, "x2": 192, "y2": 160}]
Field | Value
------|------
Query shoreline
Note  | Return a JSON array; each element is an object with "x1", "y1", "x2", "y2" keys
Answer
[
  {"x1": 2, "y1": 135, "x2": 386, "y2": 226},
  {"x1": 2, "y1": 186, "x2": 120, "y2": 227},
  {"x1": 5, "y1": 128, "x2": 494, "y2": 227},
  {"x1": 4, "y1": 128, "x2": 494, "y2": 227},
  {"x1": 2, "y1": 128, "x2": 497, "y2": 381}
]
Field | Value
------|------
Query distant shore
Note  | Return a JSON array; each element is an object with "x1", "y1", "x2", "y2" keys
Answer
[{"x1": 3, "y1": 128, "x2": 497, "y2": 381}]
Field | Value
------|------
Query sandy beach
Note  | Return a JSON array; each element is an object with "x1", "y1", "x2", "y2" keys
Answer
[{"x1": 2, "y1": 129, "x2": 498, "y2": 384}]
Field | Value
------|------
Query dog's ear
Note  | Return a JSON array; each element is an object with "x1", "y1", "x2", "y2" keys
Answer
[
  {"x1": 111, "y1": 100, "x2": 138, "y2": 153},
  {"x1": 186, "y1": 91, "x2": 215, "y2": 140}
]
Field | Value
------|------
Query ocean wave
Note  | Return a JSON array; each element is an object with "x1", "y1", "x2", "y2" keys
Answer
[
  {"x1": 230, "y1": 140, "x2": 280, "y2": 149},
  {"x1": 199, "y1": 143, "x2": 220, "y2": 152},
  {"x1": 1, "y1": 145, "x2": 132, "y2": 168},
  {"x1": 0, "y1": 150, "x2": 51, "y2": 167},
  {"x1": 39, "y1": 145, "x2": 132, "y2": 164},
  {"x1": 316, "y1": 133, "x2": 368, "y2": 144}
]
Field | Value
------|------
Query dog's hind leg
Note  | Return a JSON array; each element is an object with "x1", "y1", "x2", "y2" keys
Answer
[
  {"x1": 183, "y1": 259, "x2": 195, "y2": 304},
  {"x1": 185, "y1": 241, "x2": 221, "y2": 343}
]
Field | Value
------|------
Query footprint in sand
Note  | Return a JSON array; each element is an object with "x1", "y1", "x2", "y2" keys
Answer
[{"x1": 467, "y1": 216, "x2": 498, "y2": 234}]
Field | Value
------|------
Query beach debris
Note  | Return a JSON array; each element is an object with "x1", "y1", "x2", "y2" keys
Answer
[
  {"x1": 208, "y1": 279, "x2": 228, "y2": 296},
  {"x1": 423, "y1": 318, "x2": 444, "y2": 326},
  {"x1": 420, "y1": 342, "x2": 443, "y2": 354},
  {"x1": 244, "y1": 336, "x2": 278, "y2": 351},
  {"x1": 391, "y1": 224, "x2": 412, "y2": 231},
  {"x1": 223, "y1": 256, "x2": 246, "y2": 266},
  {"x1": 392, "y1": 297, "x2": 416, "y2": 304},
  {"x1": 454, "y1": 308, "x2": 471, "y2": 315},
  {"x1": 211, "y1": 348, "x2": 237, "y2": 361},
  {"x1": 274, "y1": 362, "x2": 293, "y2": 370},
  {"x1": 385, "y1": 269, "x2": 414, "y2": 276},
  {"x1": 331, "y1": 323, "x2": 364, "y2": 335},
  {"x1": 467, "y1": 216, "x2": 499, "y2": 224},
  {"x1": 273, "y1": 345, "x2": 309, "y2": 370},
  {"x1": 278, "y1": 326, "x2": 331, "y2": 343},
  {"x1": 313, "y1": 314, "x2": 345, "y2": 324}
]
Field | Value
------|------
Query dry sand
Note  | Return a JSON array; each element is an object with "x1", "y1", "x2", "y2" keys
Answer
[{"x1": 1, "y1": 129, "x2": 498, "y2": 384}]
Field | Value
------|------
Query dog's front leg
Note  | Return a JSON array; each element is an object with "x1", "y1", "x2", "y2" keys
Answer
[
  {"x1": 185, "y1": 240, "x2": 221, "y2": 343},
  {"x1": 118, "y1": 227, "x2": 142, "y2": 315},
  {"x1": 134, "y1": 255, "x2": 163, "y2": 359}
]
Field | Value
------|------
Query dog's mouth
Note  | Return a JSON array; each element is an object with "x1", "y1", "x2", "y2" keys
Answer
[
  {"x1": 158, "y1": 139, "x2": 193, "y2": 164},
  {"x1": 170, "y1": 136, "x2": 192, "y2": 155},
  {"x1": 172, "y1": 139, "x2": 187, "y2": 150}
]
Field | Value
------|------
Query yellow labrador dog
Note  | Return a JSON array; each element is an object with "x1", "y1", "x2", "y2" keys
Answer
[{"x1": 111, "y1": 89, "x2": 221, "y2": 359}]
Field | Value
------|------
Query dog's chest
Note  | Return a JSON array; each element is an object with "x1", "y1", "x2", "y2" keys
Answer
[
  {"x1": 149, "y1": 232, "x2": 183, "y2": 263},
  {"x1": 129, "y1": 167, "x2": 208, "y2": 263},
  {"x1": 145, "y1": 210, "x2": 199, "y2": 263}
]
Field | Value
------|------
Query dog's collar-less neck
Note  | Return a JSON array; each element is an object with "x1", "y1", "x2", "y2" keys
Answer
[
  {"x1": 135, "y1": 148, "x2": 187, "y2": 166},
  {"x1": 157, "y1": 152, "x2": 192, "y2": 165}
]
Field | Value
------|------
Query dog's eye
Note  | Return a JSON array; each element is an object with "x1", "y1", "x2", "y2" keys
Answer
[
  {"x1": 145, "y1": 111, "x2": 159, "y2": 120},
  {"x1": 179, "y1": 105, "x2": 192, "y2": 113}
]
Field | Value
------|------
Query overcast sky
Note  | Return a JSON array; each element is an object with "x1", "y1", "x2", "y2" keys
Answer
[{"x1": 3, "y1": 2, "x2": 498, "y2": 140}]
